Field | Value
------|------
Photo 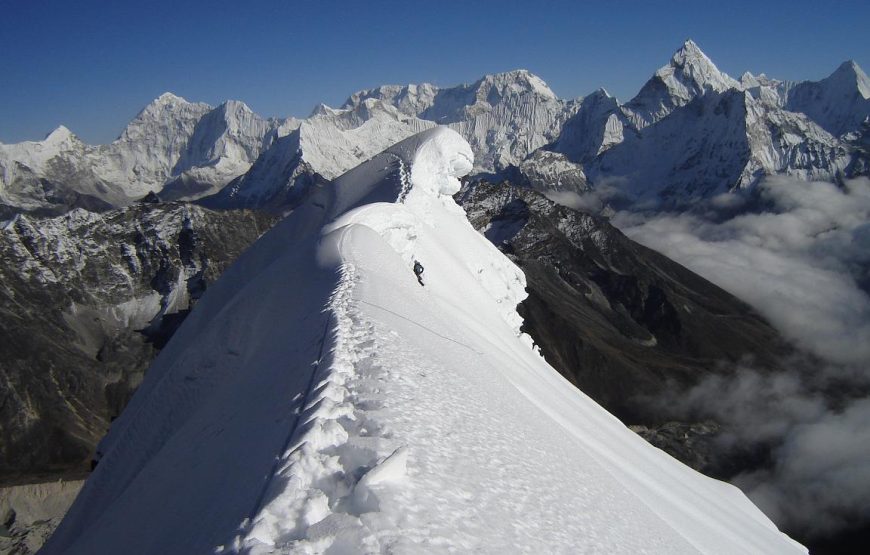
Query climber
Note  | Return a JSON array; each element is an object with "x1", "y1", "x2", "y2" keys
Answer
[{"x1": 413, "y1": 260, "x2": 425, "y2": 286}]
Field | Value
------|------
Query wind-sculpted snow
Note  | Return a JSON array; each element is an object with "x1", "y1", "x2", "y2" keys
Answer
[{"x1": 44, "y1": 127, "x2": 803, "y2": 554}]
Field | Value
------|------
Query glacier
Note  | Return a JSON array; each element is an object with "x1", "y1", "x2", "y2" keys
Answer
[{"x1": 44, "y1": 127, "x2": 804, "y2": 554}]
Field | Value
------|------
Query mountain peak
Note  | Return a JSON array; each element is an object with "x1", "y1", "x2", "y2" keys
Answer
[
  {"x1": 43, "y1": 125, "x2": 78, "y2": 146},
  {"x1": 477, "y1": 69, "x2": 557, "y2": 100},
  {"x1": 218, "y1": 99, "x2": 254, "y2": 116},
  {"x1": 665, "y1": 40, "x2": 735, "y2": 88},
  {"x1": 135, "y1": 92, "x2": 208, "y2": 121},
  {"x1": 674, "y1": 39, "x2": 704, "y2": 60},
  {"x1": 153, "y1": 92, "x2": 188, "y2": 106},
  {"x1": 625, "y1": 40, "x2": 739, "y2": 127},
  {"x1": 651, "y1": 39, "x2": 740, "y2": 98},
  {"x1": 829, "y1": 60, "x2": 870, "y2": 99},
  {"x1": 45, "y1": 125, "x2": 73, "y2": 140}
]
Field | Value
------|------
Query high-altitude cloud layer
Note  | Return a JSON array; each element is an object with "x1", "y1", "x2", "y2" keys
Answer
[{"x1": 611, "y1": 177, "x2": 870, "y2": 537}]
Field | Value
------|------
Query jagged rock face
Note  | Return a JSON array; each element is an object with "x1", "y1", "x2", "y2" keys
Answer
[
  {"x1": 457, "y1": 181, "x2": 793, "y2": 424},
  {"x1": 629, "y1": 422, "x2": 722, "y2": 475},
  {"x1": 517, "y1": 150, "x2": 588, "y2": 193},
  {"x1": 0, "y1": 479, "x2": 84, "y2": 554},
  {"x1": 0, "y1": 204, "x2": 275, "y2": 484}
]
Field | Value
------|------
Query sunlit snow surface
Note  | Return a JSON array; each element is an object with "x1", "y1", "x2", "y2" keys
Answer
[{"x1": 43, "y1": 128, "x2": 805, "y2": 554}]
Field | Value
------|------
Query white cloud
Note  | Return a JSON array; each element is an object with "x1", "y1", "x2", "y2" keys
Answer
[
  {"x1": 612, "y1": 176, "x2": 870, "y2": 537},
  {"x1": 613, "y1": 177, "x2": 870, "y2": 365}
]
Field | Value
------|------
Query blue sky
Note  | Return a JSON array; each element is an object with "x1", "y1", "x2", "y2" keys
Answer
[{"x1": 1, "y1": 0, "x2": 867, "y2": 144}]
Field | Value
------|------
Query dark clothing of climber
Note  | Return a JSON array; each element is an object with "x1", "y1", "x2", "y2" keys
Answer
[{"x1": 413, "y1": 260, "x2": 425, "y2": 286}]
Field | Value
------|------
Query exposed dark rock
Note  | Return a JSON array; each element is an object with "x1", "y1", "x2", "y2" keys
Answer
[
  {"x1": 0, "y1": 204, "x2": 277, "y2": 484},
  {"x1": 629, "y1": 421, "x2": 721, "y2": 475},
  {"x1": 457, "y1": 180, "x2": 794, "y2": 428}
]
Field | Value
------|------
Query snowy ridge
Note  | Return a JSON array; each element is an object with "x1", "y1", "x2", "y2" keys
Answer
[{"x1": 45, "y1": 128, "x2": 803, "y2": 554}]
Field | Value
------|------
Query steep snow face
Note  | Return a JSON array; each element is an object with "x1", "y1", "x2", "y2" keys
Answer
[
  {"x1": 552, "y1": 88, "x2": 631, "y2": 164},
  {"x1": 46, "y1": 127, "x2": 803, "y2": 554},
  {"x1": 785, "y1": 60, "x2": 870, "y2": 137},
  {"x1": 161, "y1": 100, "x2": 277, "y2": 200},
  {"x1": 343, "y1": 70, "x2": 574, "y2": 172},
  {"x1": 624, "y1": 39, "x2": 741, "y2": 129},
  {"x1": 91, "y1": 93, "x2": 214, "y2": 198}
]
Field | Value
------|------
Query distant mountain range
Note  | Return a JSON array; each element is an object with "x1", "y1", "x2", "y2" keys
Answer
[{"x1": 2, "y1": 40, "x2": 867, "y2": 216}]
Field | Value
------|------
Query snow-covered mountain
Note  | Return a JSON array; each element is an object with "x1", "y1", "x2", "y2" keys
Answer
[
  {"x1": 5, "y1": 41, "x2": 866, "y2": 214},
  {"x1": 0, "y1": 94, "x2": 291, "y2": 214},
  {"x1": 784, "y1": 60, "x2": 870, "y2": 138},
  {"x1": 622, "y1": 39, "x2": 741, "y2": 129},
  {"x1": 585, "y1": 88, "x2": 851, "y2": 202},
  {"x1": 346, "y1": 69, "x2": 575, "y2": 172},
  {"x1": 547, "y1": 40, "x2": 868, "y2": 205},
  {"x1": 43, "y1": 128, "x2": 804, "y2": 554},
  {"x1": 207, "y1": 69, "x2": 573, "y2": 209},
  {"x1": 550, "y1": 88, "x2": 632, "y2": 165},
  {"x1": 204, "y1": 99, "x2": 432, "y2": 210}
]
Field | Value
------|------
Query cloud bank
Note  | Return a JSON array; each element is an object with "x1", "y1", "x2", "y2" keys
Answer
[
  {"x1": 610, "y1": 176, "x2": 870, "y2": 538},
  {"x1": 613, "y1": 177, "x2": 870, "y2": 365}
]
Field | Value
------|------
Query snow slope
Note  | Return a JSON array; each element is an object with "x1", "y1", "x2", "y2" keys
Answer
[{"x1": 44, "y1": 128, "x2": 804, "y2": 554}]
